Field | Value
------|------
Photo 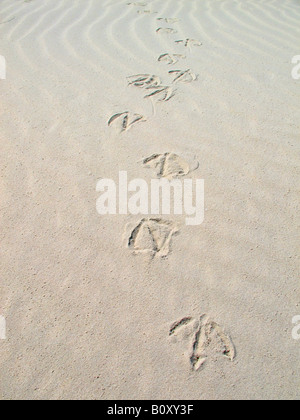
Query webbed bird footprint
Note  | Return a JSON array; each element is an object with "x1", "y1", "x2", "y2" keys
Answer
[
  {"x1": 137, "y1": 10, "x2": 157, "y2": 14},
  {"x1": 127, "y1": 74, "x2": 176, "y2": 102},
  {"x1": 127, "y1": 74, "x2": 161, "y2": 89},
  {"x1": 144, "y1": 86, "x2": 176, "y2": 102},
  {"x1": 169, "y1": 315, "x2": 236, "y2": 372},
  {"x1": 108, "y1": 112, "x2": 145, "y2": 132},
  {"x1": 169, "y1": 69, "x2": 198, "y2": 84},
  {"x1": 127, "y1": 2, "x2": 148, "y2": 6},
  {"x1": 157, "y1": 18, "x2": 181, "y2": 24},
  {"x1": 175, "y1": 39, "x2": 202, "y2": 48},
  {"x1": 158, "y1": 54, "x2": 186, "y2": 65},
  {"x1": 143, "y1": 153, "x2": 198, "y2": 179},
  {"x1": 156, "y1": 27, "x2": 177, "y2": 34},
  {"x1": 127, "y1": 218, "x2": 179, "y2": 258}
]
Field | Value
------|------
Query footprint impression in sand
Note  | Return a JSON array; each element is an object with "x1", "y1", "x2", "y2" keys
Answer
[
  {"x1": 127, "y1": 218, "x2": 179, "y2": 258},
  {"x1": 169, "y1": 315, "x2": 236, "y2": 371},
  {"x1": 143, "y1": 153, "x2": 198, "y2": 179},
  {"x1": 108, "y1": 112, "x2": 146, "y2": 132},
  {"x1": 127, "y1": 74, "x2": 176, "y2": 102}
]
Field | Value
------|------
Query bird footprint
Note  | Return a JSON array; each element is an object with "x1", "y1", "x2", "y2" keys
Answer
[
  {"x1": 108, "y1": 112, "x2": 145, "y2": 132},
  {"x1": 143, "y1": 153, "x2": 197, "y2": 179},
  {"x1": 127, "y1": 74, "x2": 176, "y2": 102},
  {"x1": 127, "y1": 218, "x2": 179, "y2": 258},
  {"x1": 137, "y1": 10, "x2": 157, "y2": 14},
  {"x1": 127, "y1": 2, "x2": 148, "y2": 6},
  {"x1": 169, "y1": 69, "x2": 198, "y2": 84},
  {"x1": 158, "y1": 53, "x2": 186, "y2": 65},
  {"x1": 157, "y1": 17, "x2": 180, "y2": 24},
  {"x1": 175, "y1": 39, "x2": 202, "y2": 48},
  {"x1": 127, "y1": 74, "x2": 161, "y2": 89},
  {"x1": 156, "y1": 27, "x2": 177, "y2": 34},
  {"x1": 144, "y1": 86, "x2": 176, "y2": 102},
  {"x1": 169, "y1": 315, "x2": 236, "y2": 371}
]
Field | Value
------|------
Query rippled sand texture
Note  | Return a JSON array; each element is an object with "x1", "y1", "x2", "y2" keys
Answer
[{"x1": 0, "y1": 0, "x2": 299, "y2": 400}]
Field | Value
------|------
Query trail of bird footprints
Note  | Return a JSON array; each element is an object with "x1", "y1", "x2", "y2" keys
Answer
[
  {"x1": 105, "y1": 2, "x2": 237, "y2": 373},
  {"x1": 169, "y1": 315, "x2": 236, "y2": 371},
  {"x1": 108, "y1": 2, "x2": 201, "y2": 133},
  {"x1": 110, "y1": 3, "x2": 199, "y2": 253}
]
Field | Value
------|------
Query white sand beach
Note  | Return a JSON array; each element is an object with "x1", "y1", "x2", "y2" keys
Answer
[{"x1": 0, "y1": 0, "x2": 299, "y2": 400}]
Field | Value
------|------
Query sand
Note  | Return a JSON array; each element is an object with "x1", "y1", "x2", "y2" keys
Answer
[{"x1": 0, "y1": 0, "x2": 299, "y2": 400}]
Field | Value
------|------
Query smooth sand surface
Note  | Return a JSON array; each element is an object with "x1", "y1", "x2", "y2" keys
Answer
[{"x1": 0, "y1": 0, "x2": 299, "y2": 400}]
